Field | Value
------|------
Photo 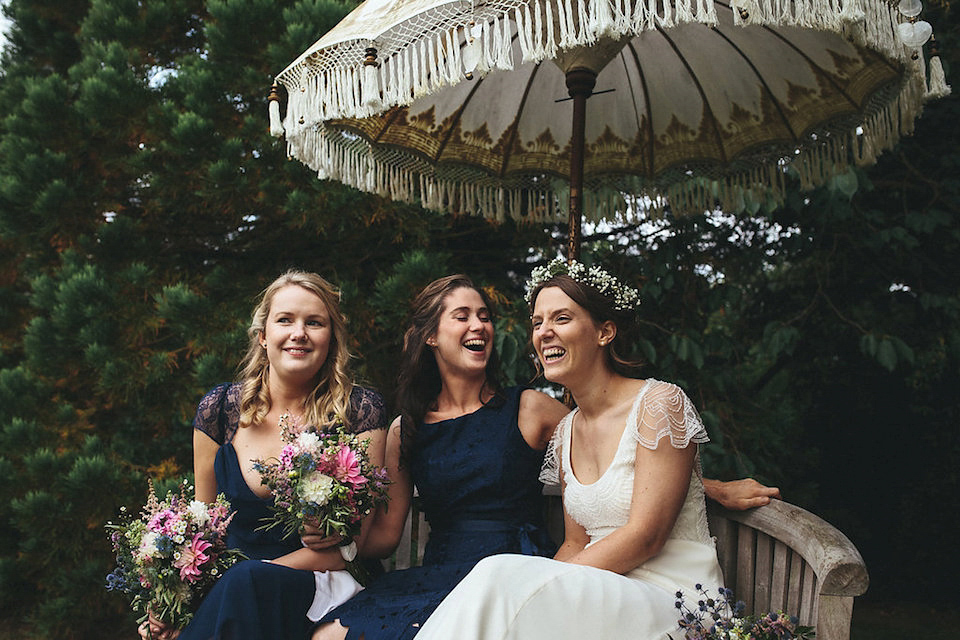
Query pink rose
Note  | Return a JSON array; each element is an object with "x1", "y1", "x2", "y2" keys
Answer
[{"x1": 174, "y1": 533, "x2": 212, "y2": 582}]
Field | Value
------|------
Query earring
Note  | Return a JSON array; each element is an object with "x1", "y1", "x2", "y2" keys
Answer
[{"x1": 426, "y1": 339, "x2": 436, "y2": 347}]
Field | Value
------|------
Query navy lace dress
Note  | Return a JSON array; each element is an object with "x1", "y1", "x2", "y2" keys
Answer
[
  {"x1": 179, "y1": 383, "x2": 387, "y2": 640},
  {"x1": 320, "y1": 385, "x2": 556, "y2": 640}
]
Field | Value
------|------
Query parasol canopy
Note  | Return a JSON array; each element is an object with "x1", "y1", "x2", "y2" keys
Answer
[{"x1": 273, "y1": 0, "x2": 949, "y2": 254}]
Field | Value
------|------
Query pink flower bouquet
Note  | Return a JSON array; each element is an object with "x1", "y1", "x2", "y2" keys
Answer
[
  {"x1": 252, "y1": 414, "x2": 390, "y2": 582},
  {"x1": 105, "y1": 480, "x2": 246, "y2": 630}
]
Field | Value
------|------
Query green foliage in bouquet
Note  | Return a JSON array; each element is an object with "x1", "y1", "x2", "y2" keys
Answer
[
  {"x1": 252, "y1": 415, "x2": 391, "y2": 583},
  {"x1": 105, "y1": 481, "x2": 246, "y2": 630},
  {"x1": 671, "y1": 585, "x2": 815, "y2": 640}
]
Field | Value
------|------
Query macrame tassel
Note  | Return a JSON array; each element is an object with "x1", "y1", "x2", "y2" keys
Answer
[
  {"x1": 361, "y1": 47, "x2": 383, "y2": 112},
  {"x1": 515, "y1": 6, "x2": 532, "y2": 62},
  {"x1": 497, "y1": 15, "x2": 514, "y2": 69},
  {"x1": 413, "y1": 41, "x2": 428, "y2": 99},
  {"x1": 268, "y1": 83, "x2": 284, "y2": 137},
  {"x1": 461, "y1": 24, "x2": 483, "y2": 79},
  {"x1": 840, "y1": 0, "x2": 864, "y2": 24},
  {"x1": 589, "y1": 0, "x2": 617, "y2": 40},
  {"x1": 532, "y1": 0, "x2": 547, "y2": 60},
  {"x1": 926, "y1": 38, "x2": 952, "y2": 98}
]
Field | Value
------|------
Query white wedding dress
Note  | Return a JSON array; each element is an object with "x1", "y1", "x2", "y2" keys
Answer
[{"x1": 415, "y1": 379, "x2": 724, "y2": 640}]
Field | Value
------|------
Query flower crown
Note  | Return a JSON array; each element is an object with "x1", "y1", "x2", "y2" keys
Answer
[{"x1": 524, "y1": 258, "x2": 641, "y2": 312}]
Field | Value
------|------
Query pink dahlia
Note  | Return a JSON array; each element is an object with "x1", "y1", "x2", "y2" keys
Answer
[
  {"x1": 335, "y1": 447, "x2": 367, "y2": 488},
  {"x1": 174, "y1": 533, "x2": 212, "y2": 582}
]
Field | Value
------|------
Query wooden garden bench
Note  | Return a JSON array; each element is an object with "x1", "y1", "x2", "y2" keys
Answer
[
  {"x1": 384, "y1": 488, "x2": 868, "y2": 640},
  {"x1": 707, "y1": 500, "x2": 869, "y2": 640}
]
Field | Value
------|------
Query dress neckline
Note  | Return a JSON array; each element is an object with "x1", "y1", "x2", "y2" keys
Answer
[
  {"x1": 422, "y1": 402, "x2": 485, "y2": 426},
  {"x1": 564, "y1": 380, "x2": 651, "y2": 487},
  {"x1": 223, "y1": 442, "x2": 273, "y2": 502}
]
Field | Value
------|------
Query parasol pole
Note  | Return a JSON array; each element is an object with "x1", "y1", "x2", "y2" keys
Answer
[{"x1": 564, "y1": 68, "x2": 597, "y2": 264}]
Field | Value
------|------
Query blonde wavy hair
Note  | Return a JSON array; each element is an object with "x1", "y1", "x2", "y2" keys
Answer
[{"x1": 237, "y1": 270, "x2": 354, "y2": 430}]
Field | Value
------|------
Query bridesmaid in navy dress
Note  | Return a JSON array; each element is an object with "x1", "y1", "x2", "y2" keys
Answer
[
  {"x1": 309, "y1": 275, "x2": 570, "y2": 640},
  {"x1": 140, "y1": 270, "x2": 388, "y2": 640}
]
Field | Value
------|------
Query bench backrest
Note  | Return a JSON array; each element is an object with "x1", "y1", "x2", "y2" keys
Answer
[{"x1": 707, "y1": 500, "x2": 869, "y2": 640}]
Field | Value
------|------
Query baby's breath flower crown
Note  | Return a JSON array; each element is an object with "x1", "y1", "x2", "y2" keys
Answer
[{"x1": 525, "y1": 258, "x2": 641, "y2": 312}]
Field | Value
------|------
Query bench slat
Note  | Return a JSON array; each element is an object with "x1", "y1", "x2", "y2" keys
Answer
[{"x1": 769, "y1": 541, "x2": 790, "y2": 612}]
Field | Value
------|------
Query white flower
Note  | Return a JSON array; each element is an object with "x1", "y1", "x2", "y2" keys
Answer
[
  {"x1": 524, "y1": 258, "x2": 641, "y2": 312},
  {"x1": 297, "y1": 431, "x2": 321, "y2": 451},
  {"x1": 298, "y1": 472, "x2": 334, "y2": 506},
  {"x1": 188, "y1": 500, "x2": 210, "y2": 527},
  {"x1": 138, "y1": 531, "x2": 160, "y2": 560}
]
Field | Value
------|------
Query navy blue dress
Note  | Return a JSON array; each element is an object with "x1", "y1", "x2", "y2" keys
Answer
[
  {"x1": 321, "y1": 386, "x2": 556, "y2": 640},
  {"x1": 179, "y1": 383, "x2": 387, "y2": 640}
]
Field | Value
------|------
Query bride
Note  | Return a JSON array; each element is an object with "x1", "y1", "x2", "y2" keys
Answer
[{"x1": 416, "y1": 259, "x2": 724, "y2": 639}]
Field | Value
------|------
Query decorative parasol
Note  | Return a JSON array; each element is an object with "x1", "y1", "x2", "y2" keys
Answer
[{"x1": 272, "y1": 0, "x2": 949, "y2": 258}]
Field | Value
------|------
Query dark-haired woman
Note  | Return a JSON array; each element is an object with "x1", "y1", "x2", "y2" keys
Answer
[
  {"x1": 312, "y1": 271, "x2": 777, "y2": 640},
  {"x1": 311, "y1": 275, "x2": 569, "y2": 640},
  {"x1": 417, "y1": 260, "x2": 725, "y2": 639}
]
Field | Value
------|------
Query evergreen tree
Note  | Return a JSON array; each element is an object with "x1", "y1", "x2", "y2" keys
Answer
[
  {"x1": 0, "y1": 0, "x2": 956, "y2": 636},
  {"x1": 0, "y1": 2, "x2": 550, "y2": 634}
]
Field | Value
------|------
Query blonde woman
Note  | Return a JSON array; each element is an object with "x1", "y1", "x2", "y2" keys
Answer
[{"x1": 141, "y1": 270, "x2": 387, "y2": 640}]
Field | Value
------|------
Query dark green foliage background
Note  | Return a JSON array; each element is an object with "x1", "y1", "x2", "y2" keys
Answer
[{"x1": 0, "y1": 0, "x2": 957, "y2": 637}]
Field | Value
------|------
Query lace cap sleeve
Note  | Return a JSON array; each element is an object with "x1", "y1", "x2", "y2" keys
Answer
[
  {"x1": 346, "y1": 386, "x2": 388, "y2": 434},
  {"x1": 539, "y1": 410, "x2": 573, "y2": 485},
  {"x1": 630, "y1": 379, "x2": 710, "y2": 451},
  {"x1": 193, "y1": 383, "x2": 240, "y2": 445}
]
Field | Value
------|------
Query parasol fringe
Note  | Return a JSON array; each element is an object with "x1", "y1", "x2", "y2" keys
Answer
[
  {"x1": 479, "y1": 19, "x2": 493, "y2": 74},
  {"x1": 268, "y1": 84, "x2": 284, "y2": 137},
  {"x1": 544, "y1": 0, "x2": 560, "y2": 59},
  {"x1": 675, "y1": 0, "x2": 694, "y2": 24},
  {"x1": 516, "y1": 5, "x2": 534, "y2": 62},
  {"x1": 660, "y1": 0, "x2": 675, "y2": 28},
  {"x1": 274, "y1": 0, "x2": 947, "y2": 220},
  {"x1": 291, "y1": 97, "x2": 926, "y2": 223},
  {"x1": 413, "y1": 40, "x2": 427, "y2": 100},
  {"x1": 277, "y1": 0, "x2": 936, "y2": 126},
  {"x1": 577, "y1": 0, "x2": 592, "y2": 42},
  {"x1": 362, "y1": 62, "x2": 383, "y2": 112},
  {"x1": 926, "y1": 54, "x2": 952, "y2": 99},
  {"x1": 840, "y1": 0, "x2": 864, "y2": 24},
  {"x1": 558, "y1": 0, "x2": 578, "y2": 48},
  {"x1": 589, "y1": 0, "x2": 618, "y2": 40},
  {"x1": 532, "y1": 0, "x2": 546, "y2": 60},
  {"x1": 499, "y1": 15, "x2": 515, "y2": 69}
]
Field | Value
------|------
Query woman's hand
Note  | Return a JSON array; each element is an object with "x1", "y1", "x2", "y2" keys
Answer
[
  {"x1": 703, "y1": 478, "x2": 780, "y2": 510},
  {"x1": 300, "y1": 522, "x2": 343, "y2": 551},
  {"x1": 137, "y1": 612, "x2": 180, "y2": 640}
]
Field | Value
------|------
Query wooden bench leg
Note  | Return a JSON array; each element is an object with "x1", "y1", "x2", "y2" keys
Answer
[{"x1": 816, "y1": 595, "x2": 854, "y2": 640}]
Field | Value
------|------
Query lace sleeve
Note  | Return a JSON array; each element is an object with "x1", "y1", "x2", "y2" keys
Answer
[
  {"x1": 630, "y1": 380, "x2": 710, "y2": 451},
  {"x1": 346, "y1": 386, "x2": 389, "y2": 434},
  {"x1": 193, "y1": 383, "x2": 240, "y2": 445},
  {"x1": 539, "y1": 411, "x2": 572, "y2": 485}
]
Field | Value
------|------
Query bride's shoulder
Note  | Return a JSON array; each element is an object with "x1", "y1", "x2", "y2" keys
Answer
[{"x1": 638, "y1": 378, "x2": 690, "y2": 403}]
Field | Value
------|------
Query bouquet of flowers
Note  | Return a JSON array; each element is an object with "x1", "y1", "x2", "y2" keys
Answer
[
  {"x1": 671, "y1": 584, "x2": 815, "y2": 640},
  {"x1": 252, "y1": 413, "x2": 390, "y2": 583},
  {"x1": 105, "y1": 480, "x2": 246, "y2": 632}
]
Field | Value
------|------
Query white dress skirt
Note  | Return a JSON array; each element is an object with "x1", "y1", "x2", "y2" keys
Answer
[{"x1": 416, "y1": 380, "x2": 724, "y2": 640}]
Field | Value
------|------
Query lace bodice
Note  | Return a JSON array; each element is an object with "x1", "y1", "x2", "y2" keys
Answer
[
  {"x1": 193, "y1": 383, "x2": 387, "y2": 445},
  {"x1": 540, "y1": 379, "x2": 713, "y2": 546}
]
